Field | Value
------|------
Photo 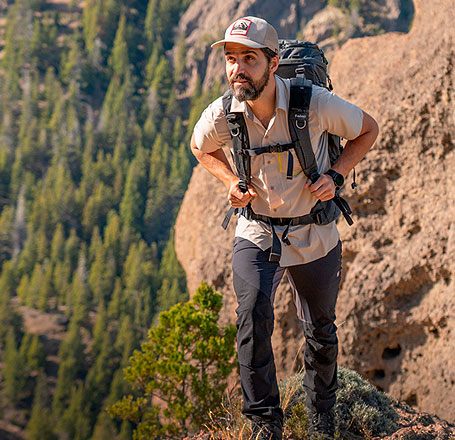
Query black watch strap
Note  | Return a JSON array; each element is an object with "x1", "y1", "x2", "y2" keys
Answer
[{"x1": 325, "y1": 169, "x2": 344, "y2": 187}]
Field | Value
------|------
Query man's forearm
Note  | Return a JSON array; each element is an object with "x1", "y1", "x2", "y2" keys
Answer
[
  {"x1": 331, "y1": 111, "x2": 379, "y2": 178},
  {"x1": 191, "y1": 137, "x2": 238, "y2": 189}
]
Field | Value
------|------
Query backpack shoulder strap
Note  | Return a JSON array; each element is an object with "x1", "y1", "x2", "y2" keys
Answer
[
  {"x1": 288, "y1": 78, "x2": 319, "y2": 182},
  {"x1": 222, "y1": 90, "x2": 250, "y2": 192}
]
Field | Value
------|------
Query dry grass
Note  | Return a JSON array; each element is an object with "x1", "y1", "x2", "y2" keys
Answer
[{"x1": 200, "y1": 368, "x2": 306, "y2": 440}]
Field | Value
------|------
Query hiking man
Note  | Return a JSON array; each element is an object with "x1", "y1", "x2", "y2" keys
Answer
[{"x1": 190, "y1": 16, "x2": 379, "y2": 440}]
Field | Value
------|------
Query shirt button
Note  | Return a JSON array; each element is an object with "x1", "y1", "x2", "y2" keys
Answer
[
  {"x1": 267, "y1": 160, "x2": 271, "y2": 164},
  {"x1": 270, "y1": 186, "x2": 274, "y2": 190},
  {"x1": 273, "y1": 209, "x2": 277, "y2": 212}
]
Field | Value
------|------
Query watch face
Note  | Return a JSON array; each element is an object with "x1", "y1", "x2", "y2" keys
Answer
[
  {"x1": 334, "y1": 173, "x2": 344, "y2": 187},
  {"x1": 327, "y1": 170, "x2": 344, "y2": 187}
]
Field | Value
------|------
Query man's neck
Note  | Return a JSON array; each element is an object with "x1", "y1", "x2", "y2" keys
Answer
[{"x1": 247, "y1": 75, "x2": 277, "y2": 129}]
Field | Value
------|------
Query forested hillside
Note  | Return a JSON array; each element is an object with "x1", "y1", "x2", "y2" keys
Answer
[{"x1": 0, "y1": 0, "x2": 223, "y2": 438}]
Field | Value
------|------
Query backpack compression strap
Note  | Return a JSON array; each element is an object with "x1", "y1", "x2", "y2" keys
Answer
[
  {"x1": 222, "y1": 91, "x2": 250, "y2": 191},
  {"x1": 288, "y1": 78, "x2": 353, "y2": 225},
  {"x1": 221, "y1": 91, "x2": 251, "y2": 230},
  {"x1": 287, "y1": 78, "x2": 320, "y2": 183}
]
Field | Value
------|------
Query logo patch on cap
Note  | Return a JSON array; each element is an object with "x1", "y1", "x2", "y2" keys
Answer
[{"x1": 230, "y1": 18, "x2": 252, "y2": 36}]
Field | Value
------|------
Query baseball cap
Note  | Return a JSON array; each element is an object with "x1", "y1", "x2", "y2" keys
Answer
[{"x1": 211, "y1": 17, "x2": 278, "y2": 54}]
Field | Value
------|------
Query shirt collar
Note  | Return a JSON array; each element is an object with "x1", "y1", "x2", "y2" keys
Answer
[{"x1": 229, "y1": 75, "x2": 288, "y2": 118}]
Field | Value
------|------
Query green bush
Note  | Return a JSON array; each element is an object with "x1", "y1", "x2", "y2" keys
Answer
[
  {"x1": 108, "y1": 282, "x2": 237, "y2": 439},
  {"x1": 280, "y1": 366, "x2": 399, "y2": 438}
]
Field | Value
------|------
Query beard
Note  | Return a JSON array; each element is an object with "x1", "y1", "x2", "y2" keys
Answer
[{"x1": 229, "y1": 64, "x2": 270, "y2": 102}]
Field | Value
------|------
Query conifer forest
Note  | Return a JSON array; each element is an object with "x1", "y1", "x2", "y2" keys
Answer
[{"x1": 0, "y1": 0, "x2": 221, "y2": 437}]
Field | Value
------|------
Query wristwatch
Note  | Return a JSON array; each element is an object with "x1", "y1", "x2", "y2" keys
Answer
[{"x1": 325, "y1": 169, "x2": 344, "y2": 188}]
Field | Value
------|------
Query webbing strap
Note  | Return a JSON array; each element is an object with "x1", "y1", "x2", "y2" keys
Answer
[
  {"x1": 288, "y1": 80, "x2": 319, "y2": 182},
  {"x1": 333, "y1": 194, "x2": 353, "y2": 226},
  {"x1": 242, "y1": 207, "x2": 316, "y2": 262},
  {"x1": 269, "y1": 221, "x2": 282, "y2": 262},
  {"x1": 241, "y1": 142, "x2": 295, "y2": 156},
  {"x1": 286, "y1": 151, "x2": 294, "y2": 180},
  {"x1": 222, "y1": 206, "x2": 237, "y2": 230},
  {"x1": 241, "y1": 206, "x2": 316, "y2": 226},
  {"x1": 222, "y1": 92, "x2": 250, "y2": 192}
]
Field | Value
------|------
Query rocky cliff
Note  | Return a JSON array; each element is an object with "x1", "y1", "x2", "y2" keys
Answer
[{"x1": 175, "y1": 0, "x2": 455, "y2": 423}]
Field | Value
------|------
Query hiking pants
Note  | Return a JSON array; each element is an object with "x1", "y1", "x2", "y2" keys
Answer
[{"x1": 232, "y1": 237, "x2": 342, "y2": 423}]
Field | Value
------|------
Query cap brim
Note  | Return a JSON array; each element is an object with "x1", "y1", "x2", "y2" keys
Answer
[{"x1": 211, "y1": 38, "x2": 267, "y2": 49}]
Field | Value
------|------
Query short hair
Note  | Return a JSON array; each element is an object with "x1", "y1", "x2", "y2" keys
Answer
[{"x1": 261, "y1": 47, "x2": 279, "y2": 64}]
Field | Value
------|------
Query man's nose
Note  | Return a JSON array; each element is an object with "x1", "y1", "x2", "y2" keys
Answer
[{"x1": 232, "y1": 60, "x2": 245, "y2": 75}]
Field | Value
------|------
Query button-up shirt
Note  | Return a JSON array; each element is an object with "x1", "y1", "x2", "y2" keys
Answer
[{"x1": 194, "y1": 76, "x2": 363, "y2": 266}]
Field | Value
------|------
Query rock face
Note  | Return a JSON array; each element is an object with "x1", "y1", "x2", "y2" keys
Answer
[
  {"x1": 175, "y1": 0, "x2": 407, "y2": 96},
  {"x1": 175, "y1": 0, "x2": 455, "y2": 424}
]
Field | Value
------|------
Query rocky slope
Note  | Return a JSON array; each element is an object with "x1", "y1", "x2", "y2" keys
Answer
[{"x1": 175, "y1": 0, "x2": 455, "y2": 424}]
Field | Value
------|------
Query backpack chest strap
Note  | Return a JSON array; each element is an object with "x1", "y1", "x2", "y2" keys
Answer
[{"x1": 241, "y1": 142, "x2": 295, "y2": 156}]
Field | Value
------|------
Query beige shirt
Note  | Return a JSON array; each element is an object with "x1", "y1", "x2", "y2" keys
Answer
[{"x1": 194, "y1": 76, "x2": 363, "y2": 266}]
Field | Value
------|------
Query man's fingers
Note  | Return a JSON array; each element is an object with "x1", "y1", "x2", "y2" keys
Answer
[
  {"x1": 247, "y1": 186, "x2": 258, "y2": 197},
  {"x1": 228, "y1": 181, "x2": 256, "y2": 207}
]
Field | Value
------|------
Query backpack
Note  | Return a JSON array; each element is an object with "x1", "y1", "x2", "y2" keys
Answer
[
  {"x1": 276, "y1": 40, "x2": 344, "y2": 169},
  {"x1": 221, "y1": 39, "x2": 353, "y2": 262}
]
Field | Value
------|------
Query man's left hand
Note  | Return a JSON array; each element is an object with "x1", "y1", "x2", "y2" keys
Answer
[{"x1": 304, "y1": 174, "x2": 336, "y2": 201}]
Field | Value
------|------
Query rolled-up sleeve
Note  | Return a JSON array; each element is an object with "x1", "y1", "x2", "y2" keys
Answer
[
  {"x1": 314, "y1": 86, "x2": 364, "y2": 140},
  {"x1": 193, "y1": 97, "x2": 232, "y2": 153}
]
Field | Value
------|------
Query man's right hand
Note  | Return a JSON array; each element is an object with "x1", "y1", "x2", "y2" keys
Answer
[{"x1": 228, "y1": 181, "x2": 258, "y2": 208}]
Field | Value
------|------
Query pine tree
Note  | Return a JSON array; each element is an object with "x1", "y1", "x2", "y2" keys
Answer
[
  {"x1": 90, "y1": 410, "x2": 117, "y2": 440},
  {"x1": 52, "y1": 321, "x2": 86, "y2": 418},
  {"x1": 108, "y1": 12, "x2": 130, "y2": 80},
  {"x1": 0, "y1": 261, "x2": 22, "y2": 343},
  {"x1": 2, "y1": 328, "x2": 27, "y2": 405},
  {"x1": 156, "y1": 232, "x2": 188, "y2": 313},
  {"x1": 26, "y1": 373, "x2": 57, "y2": 440},
  {"x1": 107, "y1": 277, "x2": 126, "y2": 320},
  {"x1": 57, "y1": 384, "x2": 91, "y2": 440},
  {"x1": 104, "y1": 210, "x2": 122, "y2": 271},
  {"x1": 119, "y1": 147, "x2": 148, "y2": 231},
  {"x1": 60, "y1": 30, "x2": 84, "y2": 86},
  {"x1": 37, "y1": 261, "x2": 54, "y2": 312},
  {"x1": 90, "y1": 300, "x2": 107, "y2": 358},
  {"x1": 122, "y1": 240, "x2": 156, "y2": 329},
  {"x1": 89, "y1": 229, "x2": 115, "y2": 303},
  {"x1": 85, "y1": 331, "x2": 117, "y2": 418},
  {"x1": 27, "y1": 263, "x2": 44, "y2": 308},
  {"x1": 114, "y1": 314, "x2": 137, "y2": 366},
  {"x1": 27, "y1": 333, "x2": 47, "y2": 371},
  {"x1": 69, "y1": 246, "x2": 91, "y2": 324},
  {"x1": 51, "y1": 223, "x2": 65, "y2": 263}
]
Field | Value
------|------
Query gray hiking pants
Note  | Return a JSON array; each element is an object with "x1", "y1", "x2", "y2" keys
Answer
[{"x1": 232, "y1": 237, "x2": 342, "y2": 423}]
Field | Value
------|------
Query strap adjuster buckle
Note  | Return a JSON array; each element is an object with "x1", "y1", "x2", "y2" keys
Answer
[{"x1": 269, "y1": 144, "x2": 281, "y2": 153}]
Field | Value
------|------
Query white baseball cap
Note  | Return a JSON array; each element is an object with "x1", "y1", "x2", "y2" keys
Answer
[{"x1": 211, "y1": 16, "x2": 279, "y2": 54}]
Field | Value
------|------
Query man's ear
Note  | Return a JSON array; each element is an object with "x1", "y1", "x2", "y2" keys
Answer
[{"x1": 270, "y1": 55, "x2": 279, "y2": 73}]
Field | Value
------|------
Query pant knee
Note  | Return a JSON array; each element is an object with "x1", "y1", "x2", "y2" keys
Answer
[{"x1": 236, "y1": 294, "x2": 275, "y2": 368}]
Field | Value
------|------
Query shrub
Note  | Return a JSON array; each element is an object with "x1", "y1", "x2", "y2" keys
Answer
[
  {"x1": 108, "y1": 282, "x2": 237, "y2": 439},
  {"x1": 280, "y1": 366, "x2": 399, "y2": 438}
]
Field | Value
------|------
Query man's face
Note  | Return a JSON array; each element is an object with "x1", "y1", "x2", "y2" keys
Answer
[{"x1": 224, "y1": 43, "x2": 273, "y2": 102}]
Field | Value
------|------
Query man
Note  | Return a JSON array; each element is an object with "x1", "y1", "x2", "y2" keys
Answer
[{"x1": 190, "y1": 16, "x2": 378, "y2": 440}]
